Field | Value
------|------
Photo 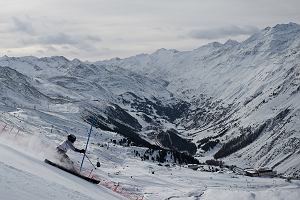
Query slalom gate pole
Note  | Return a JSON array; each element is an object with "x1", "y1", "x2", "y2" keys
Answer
[{"x1": 80, "y1": 124, "x2": 93, "y2": 172}]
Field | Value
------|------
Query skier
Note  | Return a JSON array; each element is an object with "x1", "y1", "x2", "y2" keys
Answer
[
  {"x1": 56, "y1": 134, "x2": 85, "y2": 171},
  {"x1": 44, "y1": 134, "x2": 100, "y2": 184}
]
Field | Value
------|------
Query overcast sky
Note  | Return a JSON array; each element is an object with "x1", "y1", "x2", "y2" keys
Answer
[{"x1": 0, "y1": 0, "x2": 299, "y2": 61}]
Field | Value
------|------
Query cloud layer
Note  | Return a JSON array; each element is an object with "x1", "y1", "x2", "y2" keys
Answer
[
  {"x1": 2, "y1": 15, "x2": 104, "y2": 57},
  {"x1": 189, "y1": 26, "x2": 260, "y2": 40},
  {"x1": 12, "y1": 17, "x2": 35, "y2": 34},
  {"x1": 0, "y1": 0, "x2": 300, "y2": 61}
]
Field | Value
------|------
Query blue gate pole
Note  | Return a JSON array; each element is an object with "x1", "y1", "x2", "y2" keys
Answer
[{"x1": 80, "y1": 124, "x2": 93, "y2": 172}]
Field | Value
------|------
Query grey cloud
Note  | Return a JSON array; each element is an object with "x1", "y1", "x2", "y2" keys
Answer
[
  {"x1": 8, "y1": 15, "x2": 102, "y2": 53},
  {"x1": 46, "y1": 46, "x2": 59, "y2": 52},
  {"x1": 36, "y1": 49, "x2": 45, "y2": 54},
  {"x1": 37, "y1": 33, "x2": 78, "y2": 45},
  {"x1": 19, "y1": 32, "x2": 102, "y2": 52},
  {"x1": 11, "y1": 17, "x2": 35, "y2": 34},
  {"x1": 62, "y1": 46, "x2": 71, "y2": 50},
  {"x1": 37, "y1": 33, "x2": 102, "y2": 46},
  {"x1": 77, "y1": 43, "x2": 98, "y2": 52},
  {"x1": 189, "y1": 25, "x2": 260, "y2": 40},
  {"x1": 86, "y1": 35, "x2": 102, "y2": 42}
]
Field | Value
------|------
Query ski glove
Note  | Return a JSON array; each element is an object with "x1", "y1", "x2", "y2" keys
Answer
[
  {"x1": 79, "y1": 149, "x2": 86, "y2": 154},
  {"x1": 75, "y1": 148, "x2": 86, "y2": 154}
]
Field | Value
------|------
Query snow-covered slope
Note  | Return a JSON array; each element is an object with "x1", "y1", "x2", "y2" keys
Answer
[
  {"x1": 0, "y1": 136, "x2": 126, "y2": 200},
  {"x1": 1, "y1": 126, "x2": 300, "y2": 200}
]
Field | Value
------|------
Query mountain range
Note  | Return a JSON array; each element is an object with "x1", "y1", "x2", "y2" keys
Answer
[{"x1": 1, "y1": 22, "x2": 300, "y2": 177}]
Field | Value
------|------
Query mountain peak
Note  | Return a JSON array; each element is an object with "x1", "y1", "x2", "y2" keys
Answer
[
  {"x1": 272, "y1": 22, "x2": 300, "y2": 31},
  {"x1": 207, "y1": 41, "x2": 223, "y2": 48},
  {"x1": 71, "y1": 58, "x2": 82, "y2": 65},
  {"x1": 244, "y1": 22, "x2": 300, "y2": 47},
  {"x1": 39, "y1": 56, "x2": 69, "y2": 63},
  {"x1": 262, "y1": 22, "x2": 300, "y2": 36},
  {"x1": 224, "y1": 39, "x2": 240, "y2": 46},
  {"x1": 195, "y1": 42, "x2": 223, "y2": 51},
  {"x1": 152, "y1": 48, "x2": 179, "y2": 56}
]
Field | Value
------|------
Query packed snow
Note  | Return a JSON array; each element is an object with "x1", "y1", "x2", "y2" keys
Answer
[{"x1": 0, "y1": 127, "x2": 300, "y2": 200}]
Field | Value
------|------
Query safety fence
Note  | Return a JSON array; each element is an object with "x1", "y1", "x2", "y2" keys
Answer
[
  {"x1": 80, "y1": 167, "x2": 145, "y2": 200},
  {"x1": 0, "y1": 121, "x2": 25, "y2": 137}
]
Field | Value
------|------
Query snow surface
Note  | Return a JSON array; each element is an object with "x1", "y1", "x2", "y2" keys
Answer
[
  {"x1": 1, "y1": 127, "x2": 300, "y2": 200},
  {"x1": 0, "y1": 136, "x2": 126, "y2": 200}
]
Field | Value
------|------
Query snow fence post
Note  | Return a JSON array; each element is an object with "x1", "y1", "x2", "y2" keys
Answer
[
  {"x1": 14, "y1": 129, "x2": 20, "y2": 137},
  {"x1": 1, "y1": 123, "x2": 7, "y2": 133},
  {"x1": 80, "y1": 124, "x2": 93, "y2": 172}
]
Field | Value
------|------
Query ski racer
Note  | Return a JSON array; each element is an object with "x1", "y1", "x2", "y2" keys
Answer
[{"x1": 56, "y1": 134, "x2": 85, "y2": 170}]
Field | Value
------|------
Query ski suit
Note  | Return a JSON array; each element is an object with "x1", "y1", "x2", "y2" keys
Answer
[
  {"x1": 56, "y1": 140, "x2": 85, "y2": 171},
  {"x1": 57, "y1": 140, "x2": 83, "y2": 154}
]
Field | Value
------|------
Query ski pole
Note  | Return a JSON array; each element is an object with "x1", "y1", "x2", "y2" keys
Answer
[
  {"x1": 85, "y1": 154, "x2": 97, "y2": 169},
  {"x1": 80, "y1": 124, "x2": 93, "y2": 172},
  {"x1": 88, "y1": 169, "x2": 94, "y2": 178}
]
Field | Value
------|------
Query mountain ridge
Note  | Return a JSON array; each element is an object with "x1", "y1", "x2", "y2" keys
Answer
[
  {"x1": 0, "y1": 22, "x2": 300, "y2": 177},
  {"x1": 95, "y1": 22, "x2": 300, "y2": 177}
]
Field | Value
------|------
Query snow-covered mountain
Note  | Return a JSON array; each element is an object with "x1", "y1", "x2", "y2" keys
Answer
[
  {"x1": 96, "y1": 22, "x2": 300, "y2": 177},
  {"x1": 1, "y1": 22, "x2": 300, "y2": 178}
]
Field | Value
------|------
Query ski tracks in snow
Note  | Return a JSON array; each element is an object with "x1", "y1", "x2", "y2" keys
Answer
[{"x1": 0, "y1": 140, "x2": 126, "y2": 200}]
